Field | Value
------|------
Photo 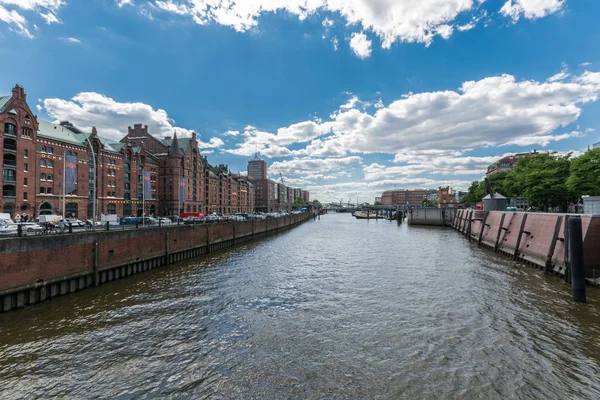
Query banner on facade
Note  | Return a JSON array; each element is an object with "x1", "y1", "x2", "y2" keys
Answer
[
  {"x1": 179, "y1": 177, "x2": 186, "y2": 202},
  {"x1": 64, "y1": 154, "x2": 77, "y2": 194},
  {"x1": 143, "y1": 171, "x2": 152, "y2": 200}
]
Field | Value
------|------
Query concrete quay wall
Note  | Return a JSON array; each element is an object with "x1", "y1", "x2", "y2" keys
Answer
[
  {"x1": 0, "y1": 214, "x2": 309, "y2": 313},
  {"x1": 452, "y1": 210, "x2": 600, "y2": 280},
  {"x1": 408, "y1": 208, "x2": 457, "y2": 226}
]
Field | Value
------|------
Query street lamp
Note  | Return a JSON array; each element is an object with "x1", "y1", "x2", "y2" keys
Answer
[{"x1": 84, "y1": 135, "x2": 97, "y2": 231}]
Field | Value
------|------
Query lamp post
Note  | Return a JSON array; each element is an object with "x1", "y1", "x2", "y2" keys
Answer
[{"x1": 85, "y1": 135, "x2": 97, "y2": 231}]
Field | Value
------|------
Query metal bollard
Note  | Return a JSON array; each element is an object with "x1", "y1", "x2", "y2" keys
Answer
[
  {"x1": 17, "y1": 224, "x2": 22, "y2": 237},
  {"x1": 568, "y1": 216, "x2": 586, "y2": 303},
  {"x1": 106, "y1": 221, "x2": 110, "y2": 231},
  {"x1": 69, "y1": 222, "x2": 72, "y2": 233},
  {"x1": 136, "y1": 220, "x2": 139, "y2": 229},
  {"x1": 159, "y1": 219, "x2": 162, "y2": 227}
]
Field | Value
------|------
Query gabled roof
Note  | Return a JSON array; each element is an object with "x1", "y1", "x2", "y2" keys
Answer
[{"x1": 0, "y1": 95, "x2": 11, "y2": 112}]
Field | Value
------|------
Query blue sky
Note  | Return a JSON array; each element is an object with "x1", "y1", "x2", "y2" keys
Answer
[{"x1": 1, "y1": 0, "x2": 599, "y2": 203}]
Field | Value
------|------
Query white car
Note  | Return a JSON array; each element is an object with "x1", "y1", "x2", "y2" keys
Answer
[{"x1": 156, "y1": 218, "x2": 172, "y2": 226}]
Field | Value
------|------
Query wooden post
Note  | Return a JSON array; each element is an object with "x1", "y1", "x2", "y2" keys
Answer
[
  {"x1": 93, "y1": 241, "x2": 99, "y2": 286},
  {"x1": 494, "y1": 213, "x2": 506, "y2": 251},
  {"x1": 478, "y1": 211, "x2": 489, "y2": 246},
  {"x1": 544, "y1": 216, "x2": 563, "y2": 274},
  {"x1": 513, "y1": 214, "x2": 528, "y2": 260}
]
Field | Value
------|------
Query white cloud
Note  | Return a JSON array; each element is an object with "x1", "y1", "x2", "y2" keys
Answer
[
  {"x1": 502, "y1": 130, "x2": 583, "y2": 147},
  {"x1": 40, "y1": 11, "x2": 60, "y2": 24},
  {"x1": 198, "y1": 137, "x2": 224, "y2": 149},
  {"x1": 61, "y1": 36, "x2": 81, "y2": 44},
  {"x1": 580, "y1": 62, "x2": 592, "y2": 67},
  {"x1": 116, "y1": 0, "x2": 133, "y2": 6},
  {"x1": 349, "y1": 32, "x2": 372, "y2": 59},
  {"x1": 0, "y1": 0, "x2": 65, "y2": 37},
  {"x1": 0, "y1": 5, "x2": 31, "y2": 38},
  {"x1": 258, "y1": 71, "x2": 600, "y2": 156},
  {"x1": 500, "y1": 0, "x2": 565, "y2": 22},
  {"x1": 331, "y1": 36, "x2": 339, "y2": 51},
  {"x1": 269, "y1": 156, "x2": 362, "y2": 176},
  {"x1": 457, "y1": 22, "x2": 476, "y2": 31},
  {"x1": 144, "y1": 0, "x2": 542, "y2": 49},
  {"x1": 42, "y1": 92, "x2": 196, "y2": 141},
  {"x1": 339, "y1": 95, "x2": 359, "y2": 110},
  {"x1": 547, "y1": 70, "x2": 570, "y2": 82},
  {"x1": 223, "y1": 130, "x2": 239, "y2": 137}
]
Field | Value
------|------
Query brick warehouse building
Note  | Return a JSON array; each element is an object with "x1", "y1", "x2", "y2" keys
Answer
[{"x1": 0, "y1": 84, "x2": 254, "y2": 219}]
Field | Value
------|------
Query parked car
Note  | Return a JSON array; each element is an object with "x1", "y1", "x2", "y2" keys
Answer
[
  {"x1": 156, "y1": 218, "x2": 173, "y2": 226},
  {"x1": 138, "y1": 217, "x2": 159, "y2": 225},
  {"x1": 205, "y1": 214, "x2": 220, "y2": 223},
  {"x1": 169, "y1": 216, "x2": 184, "y2": 223}
]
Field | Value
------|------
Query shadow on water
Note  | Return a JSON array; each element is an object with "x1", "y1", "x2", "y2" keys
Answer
[{"x1": 1, "y1": 213, "x2": 600, "y2": 399}]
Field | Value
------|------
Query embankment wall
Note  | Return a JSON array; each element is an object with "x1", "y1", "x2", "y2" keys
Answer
[
  {"x1": 452, "y1": 210, "x2": 600, "y2": 280},
  {"x1": 0, "y1": 214, "x2": 309, "y2": 313}
]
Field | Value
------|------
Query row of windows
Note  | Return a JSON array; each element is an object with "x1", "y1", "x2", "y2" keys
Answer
[
  {"x1": 40, "y1": 146, "x2": 54, "y2": 154},
  {"x1": 40, "y1": 173, "x2": 53, "y2": 181},
  {"x1": 40, "y1": 159, "x2": 54, "y2": 168},
  {"x1": 107, "y1": 159, "x2": 116, "y2": 165},
  {"x1": 107, "y1": 181, "x2": 116, "y2": 187},
  {"x1": 107, "y1": 169, "x2": 116, "y2": 176},
  {"x1": 39, "y1": 187, "x2": 54, "y2": 194}
]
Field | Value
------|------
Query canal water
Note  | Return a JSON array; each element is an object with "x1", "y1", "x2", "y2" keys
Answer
[{"x1": 1, "y1": 213, "x2": 600, "y2": 399}]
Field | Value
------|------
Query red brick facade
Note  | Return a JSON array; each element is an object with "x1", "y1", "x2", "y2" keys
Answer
[{"x1": 0, "y1": 84, "x2": 254, "y2": 219}]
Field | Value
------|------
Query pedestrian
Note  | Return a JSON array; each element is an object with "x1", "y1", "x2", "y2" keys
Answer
[{"x1": 15, "y1": 214, "x2": 21, "y2": 223}]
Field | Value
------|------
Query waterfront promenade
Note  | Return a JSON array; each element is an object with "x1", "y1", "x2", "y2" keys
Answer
[{"x1": 1, "y1": 213, "x2": 599, "y2": 399}]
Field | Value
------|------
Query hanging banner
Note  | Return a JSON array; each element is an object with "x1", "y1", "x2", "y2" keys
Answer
[
  {"x1": 143, "y1": 171, "x2": 152, "y2": 199},
  {"x1": 179, "y1": 177, "x2": 187, "y2": 203},
  {"x1": 64, "y1": 154, "x2": 77, "y2": 194}
]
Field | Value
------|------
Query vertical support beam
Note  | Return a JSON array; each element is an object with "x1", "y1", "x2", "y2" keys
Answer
[
  {"x1": 478, "y1": 211, "x2": 489, "y2": 246},
  {"x1": 568, "y1": 216, "x2": 586, "y2": 302},
  {"x1": 165, "y1": 231, "x2": 170, "y2": 265},
  {"x1": 544, "y1": 216, "x2": 563, "y2": 274},
  {"x1": 93, "y1": 241, "x2": 99, "y2": 286},
  {"x1": 494, "y1": 213, "x2": 506, "y2": 251},
  {"x1": 513, "y1": 213, "x2": 528, "y2": 260},
  {"x1": 564, "y1": 215, "x2": 571, "y2": 283}
]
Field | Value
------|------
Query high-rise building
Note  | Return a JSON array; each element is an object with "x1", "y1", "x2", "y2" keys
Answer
[{"x1": 247, "y1": 156, "x2": 267, "y2": 180}]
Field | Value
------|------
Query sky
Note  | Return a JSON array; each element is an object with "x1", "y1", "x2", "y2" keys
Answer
[{"x1": 1, "y1": 0, "x2": 599, "y2": 204}]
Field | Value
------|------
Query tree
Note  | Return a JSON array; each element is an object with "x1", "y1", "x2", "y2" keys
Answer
[
  {"x1": 421, "y1": 199, "x2": 437, "y2": 207},
  {"x1": 566, "y1": 148, "x2": 600, "y2": 198},
  {"x1": 509, "y1": 153, "x2": 574, "y2": 211},
  {"x1": 461, "y1": 181, "x2": 486, "y2": 204}
]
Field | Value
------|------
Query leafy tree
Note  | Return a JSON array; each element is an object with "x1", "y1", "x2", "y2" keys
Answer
[
  {"x1": 566, "y1": 148, "x2": 600, "y2": 198},
  {"x1": 461, "y1": 181, "x2": 486, "y2": 204},
  {"x1": 421, "y1": 199, "x2": 437, "y2": 207},
  {"x1": 509, "y1": 153, "x2": 573, "y2": 211}
]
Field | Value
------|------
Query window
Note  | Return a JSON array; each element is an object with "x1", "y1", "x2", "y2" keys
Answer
[
  {"x1": 47, "y1": 147, "x2": 54, "y2": 154},
  {"x1": 40, "y1": 173, "x2": 46, "y2": 181},
  {"x1": 40, "y1": 159, "x2": 46, "y2": 167},
  {"x1": 24, "y1": 149, "x2": 28, "y2": 158},
  {"x1": 40, "y1": 187, "x2": 46, "y2": 194},
  {"x1": 41, "y1": 145, "x2": 46, "y2": 153},
  {"x1": 22, "y1": 128, "x2": 31, "y2": 137},
  {"x1": 47, "y1": 188, "x2": 53, "y2": 194},
  {"x1": 107, "y1": 203, "x2": 116, "y2": 214},
  {"x1": 23, "y1": 177, "x2": 27, "y2": 186},
  {"x1": 24, "y1": 163, "x2": 28, "y2": 172},
  {"x1": 47, "y1": 160, "x2": 53, "y2": 168},
  {"x1": 47, "y1": 174, "x2": 53, "y2": 181},
  {"x1": 4, "y1": 123, "x2": 16, "y2": 135},
  {"x1": 23, "y1": 192, "x2": 27, "y2": 200}
]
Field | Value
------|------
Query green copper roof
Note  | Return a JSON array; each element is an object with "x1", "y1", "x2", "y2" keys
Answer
[
  {"x1": 37, "y1": 120, "x2": 88, "y2": 146},
  {"x1": 0, "y1": 95, "x2": 11, "y2": 112}
]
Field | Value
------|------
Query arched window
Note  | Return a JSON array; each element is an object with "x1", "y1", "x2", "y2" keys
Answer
[
  {"x1": 40, "y1": 159, "x2": 46, "y2": 167},
  {"x1": 47, "y1": 160, "x2": 53, "y2": 168},
  {"x1": 23, "y1": 177, "x2": 27, "y2": 186},
  {"x1": 47, "y1": 174, "x2": 53, "y2": 181},
  {"x1": 41, "y1": 145, "x2": 46, "y2": 153},
  {"x1": 39, "y1": 202, "x2": 53, "y2": 215},
  {"x1": 107, "y1": 203, "x2": 116, "y2": 214}
]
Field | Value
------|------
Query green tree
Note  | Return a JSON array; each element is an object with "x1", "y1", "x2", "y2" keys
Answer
[
  {"x1": 421, "y1": 199, "x2": 437, "y2": 207},
  {"x1": 566, "y1": 148, "x2": 600, "y2": 198},
  {"x1": 461, "y1": 181, "x2": 486, "y2": 204},
  {"x1": 509, "y1": 153, "x2": 573, "y2": 211}
]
